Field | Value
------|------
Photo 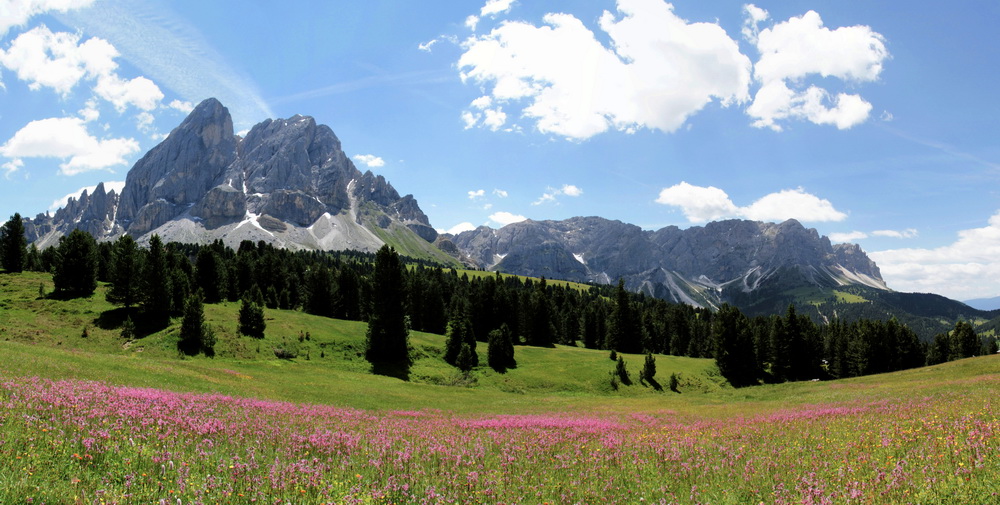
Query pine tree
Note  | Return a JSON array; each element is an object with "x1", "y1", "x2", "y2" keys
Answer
[
  {"x1": 642, "y1": 353, "x2": 657, "y2": 383},
  {"x1": 713, "y1": 304, "x2": 759, "y2": 387},
  {"x1": 456, "y1": 343, "x2": 475, "y2": 372},
  {"x1": 0, "y1": 212, "x2": 27, "y2": 273},
  {"x1": 238, "y1": 294, "x2": 266, "y2": 339},
  {"x1": 365, "y1": 245, "x2": 410, "y2": 365},
  {"x1": 178, "y1": 292, "x2": 208, "y2": 356},
  {"x1": 487, "y1": 323, "x2": 516, "y2": 371},
  {"x1": 615, "y1": 355, "x2": 631, "y2": 385},
  {"x1": 52, "y1": 229, "x2": 98, "y2": 297},
  {"x1": 106, "y1": 234, "x2": 144, "y2": 309},
  {"x1": 142, "y1": 235, "x2": 171, "y2": 329},
  {"x1": 608, "y1": 279, "x2": 640, "y2": 353},
  {"x1": 951, "y1": 321, "x2": 979, "y2": 360},
  {"x1": 120, "y1": 316, "x2": 136, "y2": 341}
]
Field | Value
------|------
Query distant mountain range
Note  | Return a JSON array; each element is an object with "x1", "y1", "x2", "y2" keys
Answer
[{"x1": 22, "y1": 98, "x2": 994, "y2": 337}]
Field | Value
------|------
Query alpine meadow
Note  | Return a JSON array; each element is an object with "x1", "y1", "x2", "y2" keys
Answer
[{"x1": 2, "y1": 1, "x2": 1000, "y2": 504}]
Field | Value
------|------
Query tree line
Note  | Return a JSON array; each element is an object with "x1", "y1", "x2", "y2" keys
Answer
[{"x1": 1, "y1": 212, "x2": 995, "y2": 387}]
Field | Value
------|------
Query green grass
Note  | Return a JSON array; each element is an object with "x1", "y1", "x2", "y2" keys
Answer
[
  {"x1": 0, "y1": 271, "x2": 723, "y2": 414},
  {"x1": 833, "y1": 289, "x2": 868, "y2": 303},
  {"x1": 4, "y1": 270, "x2": 1000, "y2": 503}
]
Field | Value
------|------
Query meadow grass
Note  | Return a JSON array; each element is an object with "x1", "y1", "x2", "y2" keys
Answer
[{"x1": 2, "y1": 271, "x2": 999, "y2": 504}]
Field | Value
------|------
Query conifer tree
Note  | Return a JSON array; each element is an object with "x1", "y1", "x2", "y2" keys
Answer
[
  {"x1": 0, "y1": 212, "x2": 27, "y2": 273},
  {"x1": 142, "y1": 235, "x2": 171, "y2": 329},
  {"x1": 365, "y1": 245, "x2": 409, "y2": 365},
  {"x1": 487, "y1": 323, "x2": 516, "y2": 371},
  {"x1": 106, "y1": 234, "x2": 144, "y2": 309},
  {"x1": 608, "y1": 279, "x2": 640, "y2": 353},
  {"x1": 52, "y1": 229, "x2": 98, "y2": 297},
  {"x1": 238, "y1": 291, "x2": 266, "y2": 339},
  {"x1": 178, "y1": 291, "x2": 210, "y2": 356},
  {"x1": 456, "y1": 343, "x2": 475, "y2": 372},
  {"x1": 120, "y1": 316, "x2": 136, "y2": 341},
  {"x1": 642, "y1": 352, "x2": 657, "y2": 383},
  {"x1": 951, "y1": 321, "x2": 979, "y2": 360}
]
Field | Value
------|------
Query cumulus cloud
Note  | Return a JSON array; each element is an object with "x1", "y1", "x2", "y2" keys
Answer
[
  {"x1": 168, "y1": 99, "x2": 194, "y2": 113},
  {"x1": 468, "y1": 189, "x2": 486, "y2": 200},
  {"x1": 352, "y1": 154, "x2": 385, "y2": 168},
  {"x1": 533, "y1": 184, "x2": 584, "y2": 205},
  {"x1": 489, "y1": 211, "x2": 527, "y2": 226},
  {"x1": 481, "y1": 0, "x2": 516, "y2": 17},
  {"x1": 0, "y1": 0, "x2": 95, "y2": 37},
  {"x1": 655, "y1": 182, "x2": 846, "y2": 223},
  {"x1": 0, "y1": 116, "x2": 139, "y2": 175},
  {"x1": 870, "y1": 212, "x2": 1000, "y2": 300},
  {"x1": 458, "y1": 0, "x2": 751, "y2": 140},
  {"x1": 745, "y1": 7, "x2": 888, "y2": 130},
  {"x1": 0, "y1": 24, "x2": 164, "y2": 111},
  {"x1": 49, "y1": 180, "x2": 126, "y2": 212},
  {"x1": 829, "y1": 231, "x2": 868, "y2": 244},
  {"x1": 493, "y1": 189, "x2": 508, "y2": 198}
]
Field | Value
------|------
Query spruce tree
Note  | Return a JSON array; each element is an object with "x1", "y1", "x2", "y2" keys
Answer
[
  {"x1": 121, "y1": 316, "x2": 136, "y2": 341},
  {"x1": 178, "y1": 292, "x2": 207, "y2": 356},
  {"x1": 951, "y1": 321, "x2": 979, "y2": 360},
  {"x1": 238, "y1": 293, "x2": 266, "y2": 339},
  {"x1": 642, "y1": 353, "x2": 657, "y2": 383},
  {"x1": 52, "y1": 229, "x2": 98, "y2": 297},
  {"x1": 456, "y1": 343, "x2": 475, "y2": 372},
  {"x1": 365, "y1": 245, "x2": 409, "y2": 365},
  {"x1": 0, "y1": 212, "x2": 27, "y2": 273},
  {"x1": 106, "y1": 234, "x2": 144, "y2": 309},
  {"x1": 487, "y1": 323, "x2": 516, "y2": 371},
  {"x1": 608, "y1": 279, "x2": 640, "y2": 353},
  {"x1": 142, "y1": 235, "x2": 171, "y2": 329}
]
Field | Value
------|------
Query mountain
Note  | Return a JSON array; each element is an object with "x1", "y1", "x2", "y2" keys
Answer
[
  {"x1": 451, "y1": 217, "x2": 885, "y2": 305},
  {"x1": 25, "y1": 98, "x2": 453, "y2": 263},
  {"x1": 964, "y1": 296, "x2": 1000, "y2": 311},
  {"x1": 450, "y1": 216, "x2": 992, "y2": 337}
]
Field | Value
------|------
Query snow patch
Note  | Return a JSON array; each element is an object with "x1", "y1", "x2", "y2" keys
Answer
[{"x1": 573, "y1": 253, "x2": 586, "y2": 265}]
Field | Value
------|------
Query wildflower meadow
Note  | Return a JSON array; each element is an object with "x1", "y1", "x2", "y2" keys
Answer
[{"x1": 1, "y1": 362, "x2": 998, "y2": 504}]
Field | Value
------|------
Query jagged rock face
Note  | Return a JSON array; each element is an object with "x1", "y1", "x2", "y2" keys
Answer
[
  {"x1": 24, "y1": 183, "x2": 121, "y2": 248},
  {"x1": 453, "y1": 217, "x2": 887, "y2": 307},
  {"x1": 26, "y1": 98, "x2": 443, "y2": 260},
  {"x1": 117, "y1": 98, "x2": 238, "y2": 236}
]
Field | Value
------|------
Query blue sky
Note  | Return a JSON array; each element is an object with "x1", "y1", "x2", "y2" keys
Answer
[{"x1": 1, "y1": 0, "x2": 1000, "y2": 301}]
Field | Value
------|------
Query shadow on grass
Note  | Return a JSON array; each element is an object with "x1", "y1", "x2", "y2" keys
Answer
[
  {"x1": 370, "y1": 361, "x2": 411, "y2": 381},
  {"x1": 94, "y1": 307, "x2": 169, "y2": 337}
]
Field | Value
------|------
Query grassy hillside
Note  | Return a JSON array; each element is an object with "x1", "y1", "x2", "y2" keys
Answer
[
  {"x1": 2, "y1": 270, "x2": 1000, "y2": 504},
  {"x1": 0, "y1": 270, "x2": 723, "y2": 413}
]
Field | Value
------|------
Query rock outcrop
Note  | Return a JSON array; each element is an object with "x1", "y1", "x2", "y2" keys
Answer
[
  {"x1": 451, "y1": 216, "x2": 887, "y2": 308},
  {"x1": 25, "y1": 98, "x2": 448, "y2": 262}
]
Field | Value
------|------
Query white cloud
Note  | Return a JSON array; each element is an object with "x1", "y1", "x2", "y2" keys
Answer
[
  {"x1": 468, "y1": 189, "x2": 486, "y2": 200},
  {"x1": 458, "y1": 0, "x2": 751, "y2": 140},
  {"x1": 655, "y1": 182, "x2": 739, "y2": 222},
  {"x1": 533, "y1": 184, "x2": 584, "y2": 205},
  {"x1": 352, "y1": 154, "x2": 385, "y2": 168},
  {"x1": 78, "y1": 99, "x2": 99, "y2": 122},
  {"x1": 870, "y1": 212, "x2": 1000, "y2": 300},
  {"x1": 493, "y1": 189, "x2": 508, "y2": 198},
  {"x1": 461, "y1": 111, "x2": 479, "y2": 129},
  {"x1": 135, "y1": 111, "x2": 155, "y2": 134},
  {"x1": 490, "y1": 211, "x2": 527, "y2": 226},
  {"x1": 0, "y1": 24, "x2": 164, "y2": 111},
  {"x1": 873, "y1": 228, "x2": 918, "y2": 239},
  {"x1": 829, "y1": 231, "x2": 868, "y2": 244},
  {"x1": 481, "y1": 0, "x2": 516, "y2": 17},
  {"x1": 470, "y1": 95, "x2": 492, "y2": 109},
  {"x1": 655, "y1": 182, "x2": 846, "y2": 223},
  {"x1": 417, "y1": 38, "x2": 438, "y2": 52},
  {"x1": 742, "y1": 188, "x2": 847, "y2": 222},
  {"x1": 465, "y1": 15, "x2": 480, "y2": 31},
  {"x1": 0, "y1": 0, "x2": 95, "y2": 37},
  {"x1": 49, "y1": 180, "x2": 125, "y2": 212},
  {"x1": 741, "y1": 4, "x2": 769, "y2": 44},
  {"x1": 2, "y1": 159, "x2": 24, "y2": 178},
  {"x1": 481, "y1": 107, "x2": 507, "y2": 131},
  {"x1": 561, "y1": 184, "x2": 583, "y2": 197},
  {"x1": 168, "y1": 99, "x2": 194, "y2": 113},
  {"x1": 746, "y1": 9, "x2": 888, "y2": 130},
  {"x1": 0, "y1": 116, "x2": 139, "y2": 175},
  {"x1": 440, "y1": 222, "x2": 477, "y2": 235}
]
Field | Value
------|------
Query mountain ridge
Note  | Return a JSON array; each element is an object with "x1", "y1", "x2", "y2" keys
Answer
[{"x1": 24, "y1": 98, "x2": 451, "y2": 263}]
